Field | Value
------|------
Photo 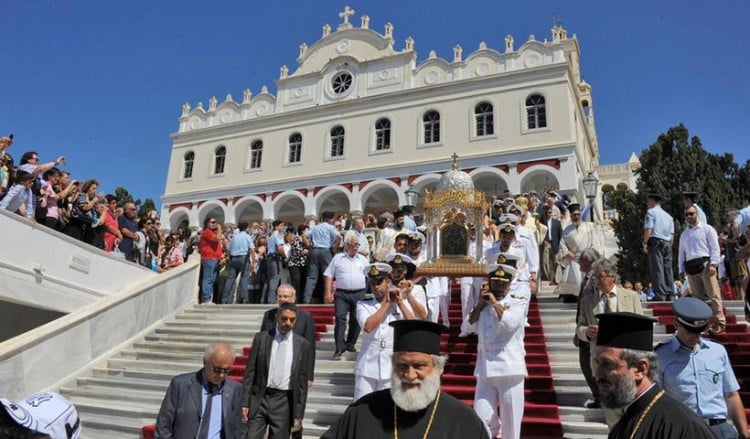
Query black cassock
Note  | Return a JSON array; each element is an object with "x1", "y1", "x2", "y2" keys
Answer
[
  {"x1": 321, "y1": 389, "x2": 489, "y2": 439},
  {"x1": 608, "y1": 385, "x2": 714, "y2": 439}
]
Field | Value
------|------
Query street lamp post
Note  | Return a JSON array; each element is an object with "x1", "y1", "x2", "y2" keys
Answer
[
  {"x1": 582, "y1": 171, "x2": 599, "y2": 222},
  {"x1": 404, "y1": 186, "x2": 419, "y2": 209}
]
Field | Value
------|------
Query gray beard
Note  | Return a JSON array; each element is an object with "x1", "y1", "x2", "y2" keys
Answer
[
  {"x1": 599, "y1": 374, "x2": 637, "y2": 409},
  {"x1": 390, "y1": 371, "x2": 440, "y2": 412}
]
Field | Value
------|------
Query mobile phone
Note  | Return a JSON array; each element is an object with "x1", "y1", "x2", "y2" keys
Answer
[{"x1": 8, "y1": 134, "x2": 13, "y2": 140}]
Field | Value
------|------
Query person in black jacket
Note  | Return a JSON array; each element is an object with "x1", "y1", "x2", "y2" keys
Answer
[
  {"x1": 259, "y1": 284, "x2": 316, "y2": 389},
  {"x1": 241, "y1": 303, "x2": 313, "y2": 439}
]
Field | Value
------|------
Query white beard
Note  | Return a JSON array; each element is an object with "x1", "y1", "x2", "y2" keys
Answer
[{"x1": 390, "y1": 371, "x2": 441, "y2": 412}]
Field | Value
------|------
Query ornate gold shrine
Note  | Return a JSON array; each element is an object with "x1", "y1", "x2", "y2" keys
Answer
[{"x1": 415, "y1": 154, "x2": 489, "y2": 277}]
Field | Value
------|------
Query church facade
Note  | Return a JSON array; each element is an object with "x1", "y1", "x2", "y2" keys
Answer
[{"x1": 160, "y1": 8, "x2": 601, "y2": 230}]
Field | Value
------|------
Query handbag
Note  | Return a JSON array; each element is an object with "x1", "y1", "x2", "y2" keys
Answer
[{"x1": 685, "y1": 257, "x2": 709, "y2": 275}]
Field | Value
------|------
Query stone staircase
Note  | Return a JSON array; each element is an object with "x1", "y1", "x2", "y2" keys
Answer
[
  {"x1": 539, "y1": 293, "x2": 748, "y2": 439},
  {"x1": 58, "y1": 304, "x2": 356, "y2": 439}
]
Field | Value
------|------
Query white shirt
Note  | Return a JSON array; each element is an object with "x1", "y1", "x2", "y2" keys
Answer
[
  {"x1": 267, "y1": 328, "x2": 293, "y2": 390},
  {"x1": 678, "y1": 222, "x2": 720, "y2": 274},
  {"x1": 324, "y1": 252, "x2": 368, "y2": 290}
]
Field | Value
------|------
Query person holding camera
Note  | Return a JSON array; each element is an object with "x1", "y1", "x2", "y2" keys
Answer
[
  {"x1": 386, "y1": 253, "x2": 428, "y2": 320},
  {"x1": 353, "y1": 262, "x2": 419, "y2": 402},
  {"x1": 469, "y1": 263, "x2": 529, "y2": 439}
]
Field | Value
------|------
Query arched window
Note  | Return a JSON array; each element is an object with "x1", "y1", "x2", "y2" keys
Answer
[
  {"x1": 526, "y1": 94, "x2": 547, "y2": 129},
  {"x1": 475, "y1": 102, "x2": 494, "y2": 136},
  {"x1": 330, "y1": 126, "x2": 345, "y2": 157},
  {"x1": 250, "y1": 140, "x2": 262, "y2": 169},
  {"x1": 183, "y1": 151, "x2": 194, "y2": 179},
  {"x1": 214, "y1": 146, "x2": 226, "y2": 174},
  {"x1": 423, "y1": 111, "x2": 440, "y2": 144},
  {"x1": 288, "y1": 133, "x2": 302, "y2": 163},
  {"x1": 375, "y1": 118, "x2": 391, "y2": 151}
]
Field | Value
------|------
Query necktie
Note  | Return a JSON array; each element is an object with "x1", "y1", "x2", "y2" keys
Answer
[
  {"x1": 197, "y1": 383, "x2": 215, "y2": 439},
  {"x1": 271, "y1": 335, "x2": 287, "y2": 388},
  {"x1": 604, "y1": 293, "x2": 614, "y2": 313}
]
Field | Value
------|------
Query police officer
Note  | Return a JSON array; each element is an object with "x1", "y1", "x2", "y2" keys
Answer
[
  {"x1": 469, "y1": 263, "x2": 529, "y2": 439},
  {"x1": 643, "y1": 193, "x2": 675, "y2": 300},
  {"x1": 655, "y1": 297, "x2": 749, "y2": 438}
]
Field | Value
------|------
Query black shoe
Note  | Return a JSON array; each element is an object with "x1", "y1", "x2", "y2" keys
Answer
[
  {"x1": 584, "y1": 399, "x2": 601, "y2": 409},
  {"x1": 333, "y1": 351, "x2": 344, "y2": 360},
  {"x1": 345, "y1": 344, "x2": 357, "y2": 353}
]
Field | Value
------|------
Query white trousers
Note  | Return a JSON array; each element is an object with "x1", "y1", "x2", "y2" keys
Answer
[
  {"x1": 427, "y1": 277, "x2": 450, "y2": 327},
  {"x1": 353, "y1": 374, "x2": 390, "y2": 402},
  {"x1": 474, "y1": 375, "x2": 525, "y2": 439},
  {"x1": 460, "y1": 277, "x2": 478, "y2": 334}
]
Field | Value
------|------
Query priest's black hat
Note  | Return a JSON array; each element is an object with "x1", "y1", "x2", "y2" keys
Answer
[
  {"x1": 595, "y1": 312, "x2": 657, "y2": 351},
  {"x1": 673, "y1": 297, "x2": 712, "y2": 333},
  {"x1": 647, "y1": 193, "x2": 663, "y2": 202},
  {"x1": 390, "y1": 320, "x2": 446, "y2": 355}
]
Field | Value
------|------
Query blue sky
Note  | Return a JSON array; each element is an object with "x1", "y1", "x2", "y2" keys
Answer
[{"x1": 2, "y1": 1, "x2": 748, "y2": 208}]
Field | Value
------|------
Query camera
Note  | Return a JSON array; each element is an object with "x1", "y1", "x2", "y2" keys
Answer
[{"x1": 482, "y1": 293, "x2": 493, "y2": 302}]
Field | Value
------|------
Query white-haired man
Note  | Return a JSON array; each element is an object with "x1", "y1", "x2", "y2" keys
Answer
[{"x1": 322, "y1": 320, "x2": 489, "y2": 438}]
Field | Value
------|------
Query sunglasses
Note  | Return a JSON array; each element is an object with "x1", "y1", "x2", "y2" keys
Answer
[{"x1": 211, "y1": 366, "x2": 233, "y2": 374}]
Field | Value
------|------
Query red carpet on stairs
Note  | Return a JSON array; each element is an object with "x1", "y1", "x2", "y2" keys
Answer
[
  {"x1": 440, "y1": 283, "x2": 563, "y2": 438},
  {"x1": 649, "y1": 302, "x2": 750, "y2": 422},
  {"x1": 143, "y1": 297, "x2": 565, "y2": 438}
]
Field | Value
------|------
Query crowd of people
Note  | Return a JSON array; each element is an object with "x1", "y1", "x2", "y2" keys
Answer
[
  {"x1": 169, "y1": 185, "x2": 750, "y2": 439},
  {"x1": 0, "y1": 135, "x2": 185, "y2": 273},
  {"x1": 4, "y1": 130, "x2": 750, "y2": 437}
]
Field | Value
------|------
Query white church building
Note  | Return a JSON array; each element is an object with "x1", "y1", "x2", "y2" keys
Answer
[{"x1": 160, "y1": 7, "x2": 605, "y2": 229}]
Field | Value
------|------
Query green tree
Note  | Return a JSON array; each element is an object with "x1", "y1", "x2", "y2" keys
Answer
[
  {"x1": 138, "y1": 198, "x2": 157, "y2": 218},
  {"x1": 114, "y1": 186, "x2": 136, "y2": 207},
  {"x1": 612, "y1": 124, "x2": 738, "y2": 283}
]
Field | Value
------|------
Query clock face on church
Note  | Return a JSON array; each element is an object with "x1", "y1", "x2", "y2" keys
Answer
[{"x1": 331, "y1": 71, "x2": 353, "y2": 95}]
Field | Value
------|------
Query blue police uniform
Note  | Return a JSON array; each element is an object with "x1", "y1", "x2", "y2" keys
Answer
[
  {"x1": 644, "y1": 198, "x2": 674, "y2": 300},
  {"x1": 656, "y1": 298, "x2": 744, "y2": 438}
]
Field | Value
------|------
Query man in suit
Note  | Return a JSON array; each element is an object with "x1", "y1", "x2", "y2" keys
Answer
[
  {"x1": 573, "y1": 248, "x2": 602, "y2": 409},
  {"x1": 541, "y1": 206, "x2": 563, "y2": 285},
  {"x1": 576, "y1": 257, "x2": 643, "y2": 427},
  {"x1": 155, "y1": 341, "x2": 244, "y2": 439},
  {"x1": 241, "y1": 303, "x2": 313, "y2": 439},
  {"x1": 260, "y1": 284, "x2": 316, "y2": 389}
]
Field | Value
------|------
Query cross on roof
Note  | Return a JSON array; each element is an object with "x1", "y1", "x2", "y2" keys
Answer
[
  {"x1": 451, "y1": 153, "x2": 459, "y2": 170},
  {"x1": 339, "y1": 6, "x2": 355, "y2": 25}
]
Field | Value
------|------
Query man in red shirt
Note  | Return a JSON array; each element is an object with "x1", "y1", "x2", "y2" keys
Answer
[{"x1": 199, "y1": 217, "x2": 224, "y2": 304}]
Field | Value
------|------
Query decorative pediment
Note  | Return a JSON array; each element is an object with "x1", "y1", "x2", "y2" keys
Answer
[{"x1": 291, "y1": 29, "x2": 398, "y2": 77}]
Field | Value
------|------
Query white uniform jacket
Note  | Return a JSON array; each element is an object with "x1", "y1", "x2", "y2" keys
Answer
[
  {"x1": 474, "y1": 292, "x2": 529, "y2": 378},
  {"x1": 355, "y1": 299, "x2": 415, "y2": 380}
]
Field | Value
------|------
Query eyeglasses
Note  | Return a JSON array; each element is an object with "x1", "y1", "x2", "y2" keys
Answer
[
  {"x1": 211, "y1": 365, "x2": 233, "y2": 374},
  {"x1": 685, "y1": 212, "x2": 697, "y2": 216},
  {"x1": 347, "y1": 243, "x2": 360, "y2": 247},
  {"x1": 209, "y1": 220, "x2": 217, "y2": 224},
  {"x1": 594, "y1": 273, "x2": 613, "y2": 279},
  {"x1": 145, "y1": 222, "x2": 153, "y2": 226},
  {"x1": 30, "y1": 156, "x2": 39, "y2": 161}
]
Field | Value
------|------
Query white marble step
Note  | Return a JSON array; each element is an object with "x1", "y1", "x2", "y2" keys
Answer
[{"x1": 64, "y1": 305, "x2": 353, "y2": 439}]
